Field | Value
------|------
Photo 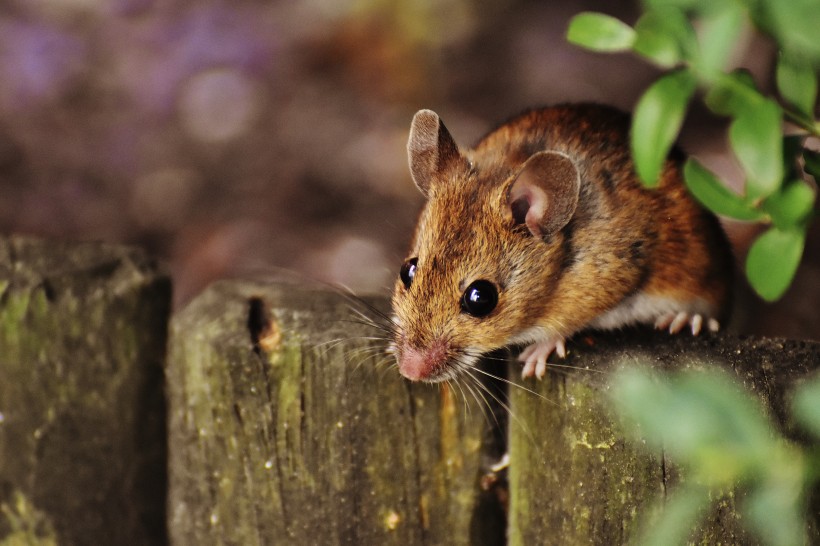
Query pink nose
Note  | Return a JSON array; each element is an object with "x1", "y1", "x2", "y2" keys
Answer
[{"x1": 398, "y1": 343, "x2": 448, "y2": 381}]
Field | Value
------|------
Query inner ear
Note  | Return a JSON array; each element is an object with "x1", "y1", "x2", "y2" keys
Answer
[{"x1": 507, "y1": 151, "x2": 580, "y2": 239}]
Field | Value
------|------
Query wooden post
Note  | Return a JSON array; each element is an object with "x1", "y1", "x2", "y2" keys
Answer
[
  {"x1": 507, "y1": 330, "x2": 820, "y2": 545},
  {"x1": 0, "y1": 236, "x2": 171, "y2": 545},
  {"x1": 167, "y1": 280, "x2": 501, "y2": 545}
]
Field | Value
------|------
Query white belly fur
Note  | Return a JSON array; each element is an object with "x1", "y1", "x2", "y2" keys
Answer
[{"x1": 588, "y1": 292, "x2": 715, "y2": 331}]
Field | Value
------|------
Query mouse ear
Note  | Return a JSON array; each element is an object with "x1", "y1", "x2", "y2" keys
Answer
[
  {"x1": 407, "y1": 110, "x2": 465, "y2": 197},
  {"x1": 507, "y1": 151, "x2": 580, "y2": 239}
]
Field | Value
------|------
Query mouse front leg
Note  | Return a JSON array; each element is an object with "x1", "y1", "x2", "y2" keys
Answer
[{"x1": 518, "y1": 337, "x2": 567, "y2": 380}]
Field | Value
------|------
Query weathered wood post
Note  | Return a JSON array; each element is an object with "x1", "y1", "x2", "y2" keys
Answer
[
  {"x1": 0, "y1": 236, "x2": 171, "y2": 544},
  {"x1": 167, "y1": 280, "x2": 503, "y2": 545},
  {"x1": 508, "y1": 331, "x2": 820, "y2": 545}
]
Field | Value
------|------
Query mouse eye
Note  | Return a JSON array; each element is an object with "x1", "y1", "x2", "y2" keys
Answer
[
  {"x1": 399, "y1": 258, "x2": 418, "y2": 289},
  {"x1": 461, "y1": 280, "x2": 498, "y2": 318}
]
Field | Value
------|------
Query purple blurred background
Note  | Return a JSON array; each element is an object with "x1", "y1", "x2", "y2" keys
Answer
[{"x1": 1, "y1": 0, "x2": 816, "y2": 339}]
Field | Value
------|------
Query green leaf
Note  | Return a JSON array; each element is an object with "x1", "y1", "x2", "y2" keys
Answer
[
  {"x1": 694, "y1": 5, "x2": 745, "y2": 81},
  {"x1": 633, "y1": 8, "x2": 697, "y2": 67},
  {"x1": 567, "y1": 12, "x2": 636, "y2": 52},
  {"x1": 631, "y1": 69, "x2": 697, "y2": 186},
  {"x1": 776, "y1": 52, "x2": 818, "y2": 119},
  {"x1": 745, "y1": 226, "x2": 806, "y2": 301},
  {"x1": 762, "y1": 180, "x2": 816, "y2": 229},
  {"x1": 684, "y1": 159, "x2": 763, "y2": 221},
  {"x1": 610, "y1": 367, "x2": 776, "y2": 481},
  {"x1": 609, "y1": 368, "x2": 668, "y2": 451},
  {"x1": 704, "y1": 70, "x2": 762, "y2": 117},
  {"x1": 792, "y1": 374, "x2": 820, "y2": 438},
  {"x1": 757, "y1": 0, "x2": 820, "y2": 65},
  {"x1": 643, "y1": 0, "x2": 730, "y2": 13},
  {"x1": 729, "y1": 100, "x2": 784, "y2": 199},
  {"x1": 744, "y1": 480, "x2": 806, "y2": 546},
  {"x1": 670, "y1": 372, "x2": 776, "y2": 475}
]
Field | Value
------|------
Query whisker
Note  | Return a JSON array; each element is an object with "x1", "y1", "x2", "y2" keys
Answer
[
  {"x1": 378, "y1": 360, "x2": 398, "y2": 379},
  {"x1": 467, "y1": 369, "x2": 534, "y2": 441},
  {"x1": 470, "y1": 365, "x2": 558, "y2": 407},
  {"x1": 448, "y1": 378, "x2": 473, "y2": 418},
  {"x1": 341, "y1": 311, "x2": 396, "y2": 334},
  {"x1": 336, "y1": 290, "x2": 394, "y2": 324},
  {"x1": 461, "y1": 371, "x2": 495, "y2": 427},
  {"x1": 312, "y1": 338, "x2": 348, "y2": 354},
  {"x1": 475, "y1": 347, "x2": 609, "y2": 376},
  {"x1": 543, "y1": 362, "x2": 607, "y2": 375}
]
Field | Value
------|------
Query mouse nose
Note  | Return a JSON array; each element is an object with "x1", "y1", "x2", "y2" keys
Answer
[{"x1": 398, "y1": 341, "x2": 449, "y2": 381}]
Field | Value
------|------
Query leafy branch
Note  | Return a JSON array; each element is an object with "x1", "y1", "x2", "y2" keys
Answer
[{"x1": 567, "y1": 0, "x2": 819, "y2": 301}]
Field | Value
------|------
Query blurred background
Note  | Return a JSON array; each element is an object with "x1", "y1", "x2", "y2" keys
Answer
[{"x1": 0, "y1": 0, "x2": 816, "y2": 339}]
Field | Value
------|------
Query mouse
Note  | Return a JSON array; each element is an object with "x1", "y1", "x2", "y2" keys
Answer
[{"x1": 390, "y1": 103, "x2": 733, "y2": 382}]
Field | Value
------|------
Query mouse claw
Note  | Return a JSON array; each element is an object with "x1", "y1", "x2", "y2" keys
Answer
[
  {"x1": 518, "y1": 338, "x2": 566, "y2": 380},
  {"x1": 654, "y1": 312, "x2": 676, "y2": 331},
  {"x1": 690, "y1": 314, "x2": 703, "y2": 335},
  {"x1": 669, "y1": 311, "x2": 689, "y2": 334},
  {"x1": 655, "y1": 312, "x2": 720, "y2": 336}
]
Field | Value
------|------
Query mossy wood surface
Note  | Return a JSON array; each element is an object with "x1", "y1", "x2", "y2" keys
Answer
[
  {"x1": 508, "y1": 331, "x2": 820, "y2": 546},
  {"x1": 2, "y1": 236, "x2": 817, "y2": 546},
  {"x1": 0, "y1": 236, "x2": 171, "y2": 545},
  {"x1": 167, "y1": 280, "x2": 499, "y2": 546}
]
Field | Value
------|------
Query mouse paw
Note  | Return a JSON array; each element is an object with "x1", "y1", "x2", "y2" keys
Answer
[
  {"x1": 654, "y1": 312, "x2": 720, "y2": 335},
  {"x1": 518, "y1": 337, "x2": 567, "y2": 380}
]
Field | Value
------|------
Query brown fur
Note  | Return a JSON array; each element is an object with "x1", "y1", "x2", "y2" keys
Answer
[{"x1": 392, "y1": 104, "x2": 733, "y2": 382}]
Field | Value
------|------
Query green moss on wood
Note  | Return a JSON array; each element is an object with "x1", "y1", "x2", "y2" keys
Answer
[
  {"x1": 0, "y1": 236, "x2": 171, "y2": 545},
  {"x1": 0, "y1": 490, "x2": 57, "y2": 546}
]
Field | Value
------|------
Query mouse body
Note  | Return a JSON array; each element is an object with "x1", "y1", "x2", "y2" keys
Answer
[{"x1": 391, "y1": 104, "x2": 732, "y2": 382}]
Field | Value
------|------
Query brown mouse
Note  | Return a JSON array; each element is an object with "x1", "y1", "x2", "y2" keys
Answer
[{"x1": 390, "y1": 104, "x2": 732, "y2": 382}]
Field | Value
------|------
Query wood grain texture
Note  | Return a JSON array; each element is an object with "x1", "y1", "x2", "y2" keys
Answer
[{"x1": 167, "y1": 280, "x2": 498, "y2": 545}]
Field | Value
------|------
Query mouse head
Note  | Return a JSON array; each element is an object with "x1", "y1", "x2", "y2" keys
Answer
[{"x1": 391, "y1": 110, "x2": 581, "y2": 382}]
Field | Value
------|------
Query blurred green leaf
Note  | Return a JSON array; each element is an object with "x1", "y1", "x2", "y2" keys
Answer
[
  {"x1": 776, "y1": 52, "x2": 818, "y2": 119},
  {"x1": 642, "y1": 0, "x2": 697, "y2": 8},
  {"x1": 566, "y1": 12, "x2": 636, "y2": 51},
  {"x1": 694, "y1": 5, "x2": 745, "y2": 80},
  {"x1": 763, "y1": 180, "x2": 816, "y2": 229},
  {"x1": 754, "y1": 0, "x2": 820, "y2": 64},
  {"x1": 704, "y1": 70, "x2": 762, "y2": 117},
  {"x1": 729, "y1": 100, "x2": 784, "y2": 199},
  {"x1": 744, "y1": 478, "x2": 806, "y2": 546},
  {"x1": 633, "y1": 8, "x2": 697, "y2": 67},
  {"x1": 636, "y1": 486, "x2": 710, "y2": 546},
  {"x1": 611, "y1": 367, "x2": 776, "y2": 483},
  {"x1": 631, "y1": 69, "x2": 697, "y2": 186},
  {"x1": 670, "y1": 371, "x2": 776, "y2": 474},
  {"x1": 642, "y1": 0, "x2": 730, "y2": 14},
  {"x1": 746, "y1": 226, "x2": 806, "y2": 301},
  {"x1": 684, "y1": 159, "x2": 763, "y2": 220},
  {"x1": 610, "y1": 368, "x2": 668, "y2": 448},
  {"x1": 792, "y1": 374, "x2": 820, "y2": 439}
]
